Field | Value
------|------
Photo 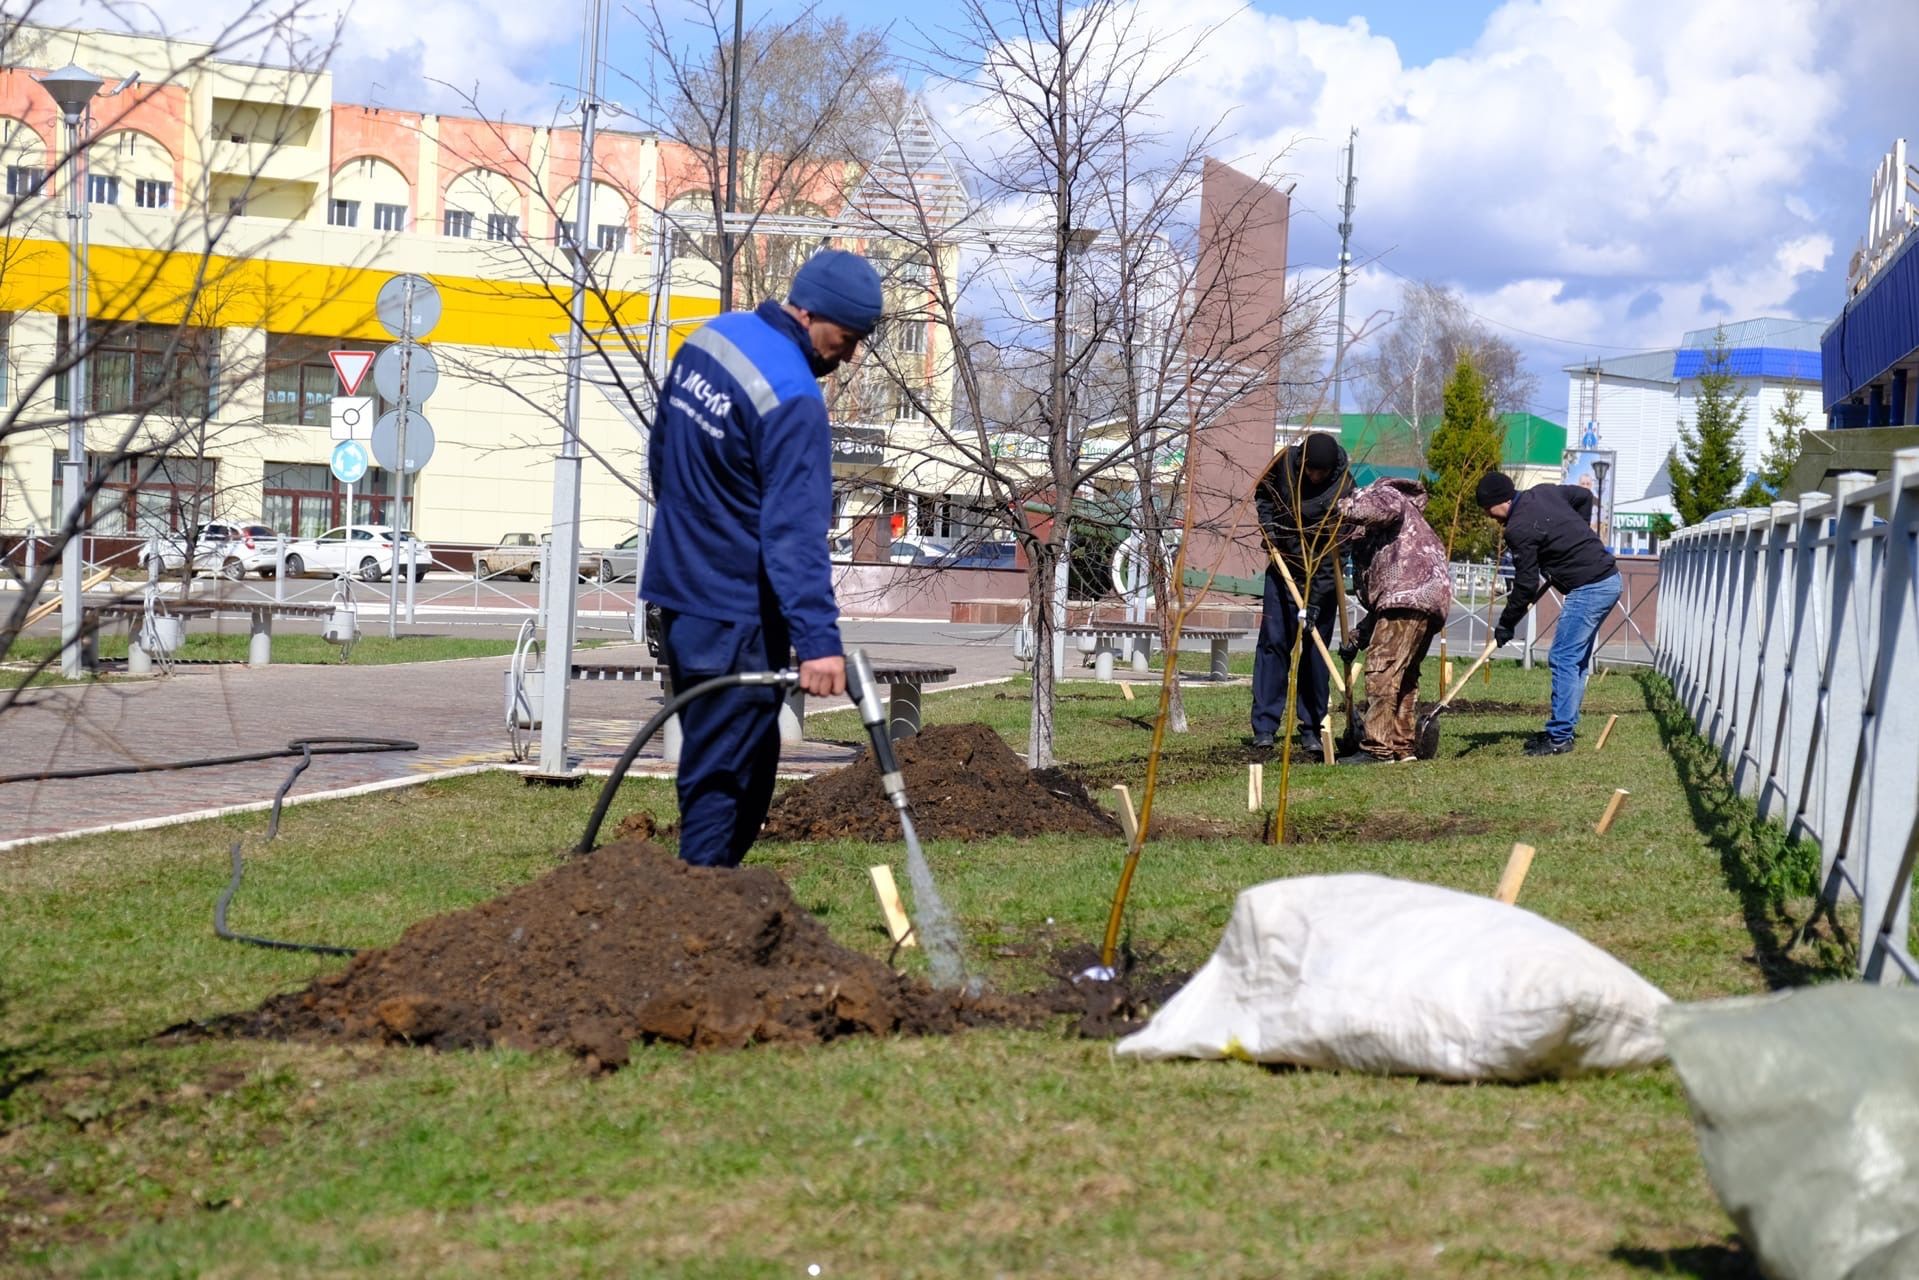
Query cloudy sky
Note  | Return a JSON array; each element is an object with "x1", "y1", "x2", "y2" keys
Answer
[{"x1": 44, "y1": 0, "x2": 1919, "y2": 421}]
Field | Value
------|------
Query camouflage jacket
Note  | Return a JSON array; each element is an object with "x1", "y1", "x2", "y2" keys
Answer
[{"x1": 1336, "y1": 478, "x2": 1453, "y2": 621}]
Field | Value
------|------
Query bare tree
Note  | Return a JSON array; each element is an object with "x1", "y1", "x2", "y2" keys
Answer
[
  {"x1": 1354, "y1": 279, "x2": 1537, "y2": 455},
  {"x1": 0, "y1": 2, "x2": 349, "y2": 692}
]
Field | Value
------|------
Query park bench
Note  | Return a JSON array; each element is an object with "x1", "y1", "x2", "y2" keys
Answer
[
  {"x1": 1059, "y1": 620, "x2": 1252, "y2": 681},
  {"x1": 85, "y1": 599, "x2": 344, "y2": 672}
]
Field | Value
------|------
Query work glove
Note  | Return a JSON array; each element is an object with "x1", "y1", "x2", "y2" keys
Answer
[
  {"x1": 1494, "y1": 623, "x2": 1514, "y2": 647},
  {"x1": 1338, "y1": 638, "x2": 1360, "y2": 664},
  {"x1": 1300, "y1": 603, "x2": 1320, "y2": 631}
]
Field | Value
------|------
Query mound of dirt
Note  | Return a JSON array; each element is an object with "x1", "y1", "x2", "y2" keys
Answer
[
  {"x1": 237, "y1": 840, "x2": 1048, "y2": 1067},
  {"x1": 759, "y1": 722, "x2": 1122, "y2": 843}
]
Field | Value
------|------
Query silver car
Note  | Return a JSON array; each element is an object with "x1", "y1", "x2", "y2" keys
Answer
[{"x1": 144, "y1": 522, "x2": 288, "y2": 579}]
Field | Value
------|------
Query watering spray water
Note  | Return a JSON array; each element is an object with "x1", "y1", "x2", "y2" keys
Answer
[{"x1": 848, "y1": 650, "x2": 971, "y2": 990}]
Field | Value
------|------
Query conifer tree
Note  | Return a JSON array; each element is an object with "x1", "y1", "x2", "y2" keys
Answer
[
  {"x1": 1668, "y1": 328, "x2": 1749, "y2": 525},
  {"x1": 1740, "y1": 385, "x2": 1807, "y2": 506},
  {"x1": 1425, "y1": 353, "x2": 1505, "y2": 560}
]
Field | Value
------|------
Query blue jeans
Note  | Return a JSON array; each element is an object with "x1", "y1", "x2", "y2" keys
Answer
[
  {"x1": 1545, "y1": 573, "x2": 1622, "y2": 743},
  {"x1": 660, "y1": 609, "x2": 788, "y2": 867}
]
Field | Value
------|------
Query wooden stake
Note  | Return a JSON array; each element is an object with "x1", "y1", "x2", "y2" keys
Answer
[
  {"x1": 1593, "y1": 714, "x2": 1620, "y2": 752},
  {"x1": 1494, "y1": 843, "x2": 1537, "y2": 905},
  {"x1": 1594, "y1": 789, "x2": 1630, "y2": 835},
  {"x1": 868, "y1": 865, "x2": 916, "y2": 948},
  {"x1": 23, "y1": 565, "x2": 114, "y2": 630},
  {"x1": 1111, "y1": 785, "x2": 1139, "y2": 844},
  {"x1": 1118, "y1": 681, "x2": 1135, "y2": 702},
  {"x1": 1247, "y1": 762, "x2": 1264, "y2": 811},
  {"x1": 1442, "y1": 658, "x2": 1454, "y2": 689}
]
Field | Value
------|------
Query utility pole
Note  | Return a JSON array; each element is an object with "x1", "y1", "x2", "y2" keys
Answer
[
  {"x1": 720, "y1": 0, "x2": 745, "y2": 312},
  {"x1": 532, "y1": 0, "x2": 607, "y2": 782},
  {"x1": 1330, "y1": 127, "x2": 1358, "y2": 420}
]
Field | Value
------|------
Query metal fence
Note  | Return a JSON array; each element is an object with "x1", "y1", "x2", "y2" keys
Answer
[{"x1": 1656, "y1": 449, "x2": 1919, "y2": 982}]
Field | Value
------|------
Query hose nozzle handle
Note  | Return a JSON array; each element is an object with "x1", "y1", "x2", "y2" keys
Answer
[{"x1": 847, "y1": 649, "x2": 907, "y2": 809}]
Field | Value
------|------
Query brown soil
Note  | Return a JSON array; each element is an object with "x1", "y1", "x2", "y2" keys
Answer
[
  {"x1": 759, "y1": 722, "x2": 1122, "y2": 843},
  {"x1": 232, "y1": 840, "x2": 1052, "y2": 1068},
  {"x1": 1279, "y1": 809, "x2": 1498, "y2": 844}
]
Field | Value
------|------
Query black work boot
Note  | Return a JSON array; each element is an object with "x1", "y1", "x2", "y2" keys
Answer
[{"x1": 1296, "y1": 728, "x2": 1325, "y2": 760}]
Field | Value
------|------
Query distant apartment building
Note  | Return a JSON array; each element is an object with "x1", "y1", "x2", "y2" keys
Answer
[
  {"x1": 0, "y1": 23, "x2": 953, "y2": 552},
  {"x1": 1562, "y1": 317, "x2": 1825, "y2": 551}
]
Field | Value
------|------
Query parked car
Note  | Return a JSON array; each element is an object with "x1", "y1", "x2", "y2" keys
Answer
[
  {"x1": 144, "y1": 522, "x2": 288, "y2": 579},
  {"x1": 887, "y1": 536, "x2": 956, "y2": 566},
  {"x1": 474, "y1": 532, "x2": 603, "y2": 582},
  {"x1": 282, "y1": 526, "x2": 435, "y2": 581},
  {"x1": 597, "y1": 532, "x2": 641, "y2": 583}
]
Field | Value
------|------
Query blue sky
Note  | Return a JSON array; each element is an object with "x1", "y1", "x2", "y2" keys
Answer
[{"x1": 74, "y1": 0, "x2": 1919, "y2": 423}]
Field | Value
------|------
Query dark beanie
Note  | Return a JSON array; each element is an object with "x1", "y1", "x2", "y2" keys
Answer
[
  {"x1": 789, "y1": 249, "x2": 884, "y2": 335},
  {"x1": 1303, "y1": 432, "x2": 1340, "y2": 470},
  {"x1": 1475, "y1": 471, "x2": 1517, "y2": 508}
]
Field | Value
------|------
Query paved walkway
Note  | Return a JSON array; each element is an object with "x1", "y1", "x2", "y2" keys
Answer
[{"x1": 0, "y1": 622, "x2": 1025, "y2": 846}]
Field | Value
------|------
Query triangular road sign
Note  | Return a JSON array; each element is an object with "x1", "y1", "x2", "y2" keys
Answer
[{"x1": 329, "y1": 350, "x2": 375, "y2": 396}]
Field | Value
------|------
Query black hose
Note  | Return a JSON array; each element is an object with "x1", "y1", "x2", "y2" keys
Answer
[
  {"x1": 0, "y1": 736, "x2": 418, "y2": 786},
  {"x1": 575, "y1": 671, "x2": 795, "y2": 854},
  {"x1": 198, "y1": 737, "x2": 418, "y2": 956}
]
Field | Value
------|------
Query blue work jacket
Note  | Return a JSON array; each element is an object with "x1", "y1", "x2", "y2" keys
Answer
[{"x1": 641, "y1": 300, "x2": 842, "y2": 661}]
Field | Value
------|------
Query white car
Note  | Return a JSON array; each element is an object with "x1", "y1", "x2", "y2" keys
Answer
[
  {"x1": 282, "y1": 526, "x2": 435, "y2": 581},
  {"x1": 144, "y1": 522, "x2": 289, "y2": 580}
]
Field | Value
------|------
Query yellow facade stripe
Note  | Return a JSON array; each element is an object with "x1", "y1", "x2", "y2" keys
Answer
[{"x1": 0, "y1": 236, "x2": 720, "y2": 350}]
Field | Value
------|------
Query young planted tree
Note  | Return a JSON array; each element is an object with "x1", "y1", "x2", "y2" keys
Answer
[
  {"x1": 1740, "y1": 384, "x2": 1807, "y2": 507},
  {"x1": 1668, "y1": 327, "x2": 1749, "y2": 525}
]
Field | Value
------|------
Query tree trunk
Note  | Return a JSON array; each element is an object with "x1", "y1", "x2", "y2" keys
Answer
[{"x1": 1027, "y1": 541, "x2": 1059, "y2": 768}]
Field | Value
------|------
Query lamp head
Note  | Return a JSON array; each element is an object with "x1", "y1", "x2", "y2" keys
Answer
[{"x1": 36, "y1": 64, "x2": 104, "y2": 119}]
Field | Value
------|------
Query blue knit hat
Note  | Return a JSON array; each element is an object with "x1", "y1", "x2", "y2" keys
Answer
[{"x1": 789, "y1": 249, "x2": 884, "y2": 335}]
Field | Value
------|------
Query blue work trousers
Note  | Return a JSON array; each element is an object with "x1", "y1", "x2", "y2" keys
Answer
[
  {"x1": 1544, "y1": 572, "x2": 1623, "y2": 744},
  {"x1": 660, "y1": 609, "x2": 788, "y2": 868},
  {"x1": 1252, "y1": 565, "x2": 1336, "y2": 738}
]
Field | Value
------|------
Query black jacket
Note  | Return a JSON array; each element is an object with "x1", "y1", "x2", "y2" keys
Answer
[
  {"x1": 1256, "y1": 440, "x2": 1352, "y2": 600},
  {"x1": 1496, "y1": 483, "x2": 1618, "y2": 633}
]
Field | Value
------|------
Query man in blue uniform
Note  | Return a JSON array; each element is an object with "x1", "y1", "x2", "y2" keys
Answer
[{"x1": 642, "y1": 249, "x2": 884, "y2": 866}]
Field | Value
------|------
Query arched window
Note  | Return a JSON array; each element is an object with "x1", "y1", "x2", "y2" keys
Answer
[
  {"x1": 557, "y1": 180, "x2": 633, "y2": 253},
  {"x1": 2, "y1": 117, "x2": 51, "y2": 203},
  {"x1": 330, "y1": 155, "x2": 410, "y2": 232},
  {"x1": 90, "y1": 130, "x2": 177, "y2": 209},
  {"x1": 443, "y1": 167, "x2": 523, "y2": 240}
]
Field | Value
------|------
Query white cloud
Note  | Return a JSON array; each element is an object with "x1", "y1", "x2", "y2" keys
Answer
[{"x1": 31, "y1": 0, "x2": 575, "y2": 119}]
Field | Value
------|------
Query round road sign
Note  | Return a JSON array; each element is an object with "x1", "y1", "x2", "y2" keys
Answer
[
  {"x1": 373, "y1": 341, "x2": 439, "y2": 404},
  {"x1": 330, "y1": 438, "x2": 370, "y2": 485},
  {"x1": 375, "y1": 273, "x2": 442, "y2": 339},
  {"x1": 370, "y1": 409, "x2": 436, "y2": 474}
]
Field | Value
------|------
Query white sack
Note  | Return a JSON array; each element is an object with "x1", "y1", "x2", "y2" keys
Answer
[{"x1": 1115, "y1": 873, "x2": 1668, "y2": 1081}]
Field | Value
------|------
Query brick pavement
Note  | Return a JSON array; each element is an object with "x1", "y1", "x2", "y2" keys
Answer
[{"x1": 0, "y1": 629, "x2": 1024, "y2": 847}]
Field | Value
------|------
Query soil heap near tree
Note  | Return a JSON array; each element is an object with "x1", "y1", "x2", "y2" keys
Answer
[
  {"x1": 761, "y1": 722, "x2": 1121, "y2": 842},
  {"x1": 238, "y1": 841, "x2": 1047, "y2": 1066}
]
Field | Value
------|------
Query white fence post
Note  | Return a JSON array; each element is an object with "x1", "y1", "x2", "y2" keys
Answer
[{"x1": 1657, "y1": 461, "x2": 1919, "y2": 983}]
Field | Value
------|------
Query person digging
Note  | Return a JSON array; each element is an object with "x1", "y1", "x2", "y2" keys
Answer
[
  {"x1": 1251, "y1": 430, "x2": 1351, "y2": 756},
  {"x1": 1333, "y1": 478, "x2": 1454, "y2": 764},
  {"x1": 1475, "y1": 470, "x2": 1622, "y2": 756}
]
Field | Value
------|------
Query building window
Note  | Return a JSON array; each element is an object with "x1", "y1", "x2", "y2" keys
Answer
[
  {"x1": 895, "y1": 251, "x2": 930, "y2": 288},
  {"x1": 227, "y1": 196, "x2": 247, "y2": 217},
  {"x1": 134, "y1": 178, "x2": 170, "y2": 209},
  {"x1": 6, "y1": 165, "x2": 48, "y2": 197},
  {"x1": 485, "y1": 212, "x2": 518, "y2": 241},
  {"x1": 897, "y1": 319, "x2": 926, "y2": 355},
  {"x1": 596, "y1": 223, "x2": 626, "y2": 252},
  {"x1": 86, "y1": 173, "x2": 119, "y2": 205},
  {"x1": 328, "y1": 198, "x2": 359, "y2": 228},
  {"x1": 53, "y1": 452, "x2": 218, "y2": 535},
  {"x1": 0, "y1": 313, "x2": 10, "y2": 407},
  {"x1": 373, "y1": 201, "x2": 406, "y2": 232},
  {"x1": 58, "y1": 319, "x2": 221, "y2": 418},
  {"x1": 263, "y1": 335, "x2": 383, "y2": 427},
  {"x1": 892, "y1": 385, "x2": 922, "y2": 421},
  {"x1": 263, "y1": 461, "x2": 402, "y2": 536},
  {"x1": 443, "y1": 209, "x2": 474, "y2": 238}
]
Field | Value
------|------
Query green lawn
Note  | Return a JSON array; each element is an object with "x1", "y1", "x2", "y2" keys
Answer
[
  {"x1": 0, "y1": 662, "x2": 1850, "y2": 1277},
  {"x1": 3, "y1": 633, "x2": 598, "y2": 682}
]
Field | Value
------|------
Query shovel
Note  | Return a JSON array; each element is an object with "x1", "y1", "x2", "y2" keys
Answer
[
  {"x1": 1413, "y1": 638, "x2": 1499, "y2": 761},
  {"x1": 1332, "y1": 572, "x2": 1363, "y2": 758},
  {"x1": 1267, "y1": 550, "x2": 1344, "y2": 764}
]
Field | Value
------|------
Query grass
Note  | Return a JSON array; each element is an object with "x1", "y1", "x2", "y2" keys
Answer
[
  {"x1": 2, "y1": 633, "x2": 598, "y2": 680},
  {"x1": 0, "y1": 660, "x2": 1855, "y2": 1277}
]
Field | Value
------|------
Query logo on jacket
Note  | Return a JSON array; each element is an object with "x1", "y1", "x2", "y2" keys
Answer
[{"x1": 674, "y1": 364, "x2": 733, "y2": 421}]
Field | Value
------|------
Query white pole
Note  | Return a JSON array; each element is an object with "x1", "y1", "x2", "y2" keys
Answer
[
  {"x1": 57, "y1": 104, "x2": 92, "y2": 678},
  {"x1": 534, "y1": 0, "x2": 607, "y2": 779}
]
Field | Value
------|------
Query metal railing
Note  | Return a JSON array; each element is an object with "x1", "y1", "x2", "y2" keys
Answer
[{"x1": 1656, "y1": 448, "x2": 1919, "y2": 983}]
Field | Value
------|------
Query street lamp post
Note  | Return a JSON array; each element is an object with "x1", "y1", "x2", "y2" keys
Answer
[
  {"x1": 1591, "y1": 458, "x2": 1611, "y2": 543},
  {"x1": 37, "y1": 63, "x2": 104, "y2": 679}
]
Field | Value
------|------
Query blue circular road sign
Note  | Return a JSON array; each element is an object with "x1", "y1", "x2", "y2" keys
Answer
[{"x1": 330, "y1": 438, "x2": 370, "y2": 485}]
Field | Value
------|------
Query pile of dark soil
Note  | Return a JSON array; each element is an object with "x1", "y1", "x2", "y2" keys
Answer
[
  {"x1": 759, "y1": 722, "x2": 1122, "y2": 843},
  {"x1": 236, "y1": 840, "x2": 1051, "y2": 1068}
]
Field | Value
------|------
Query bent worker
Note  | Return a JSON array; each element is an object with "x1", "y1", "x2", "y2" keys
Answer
[
  {"x1": 1251, "y1": 430, "x2": 1351, "y2": 756},
  {"x1": 642, "y1": 249, "x2": 883, "y2": 865},
  {"x1": 1475, "y1": 470, "x2": 1622, "y2": 756},
  {"x1": 1334, "y1": 478, "x2": 1453, "y2": 763}
]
